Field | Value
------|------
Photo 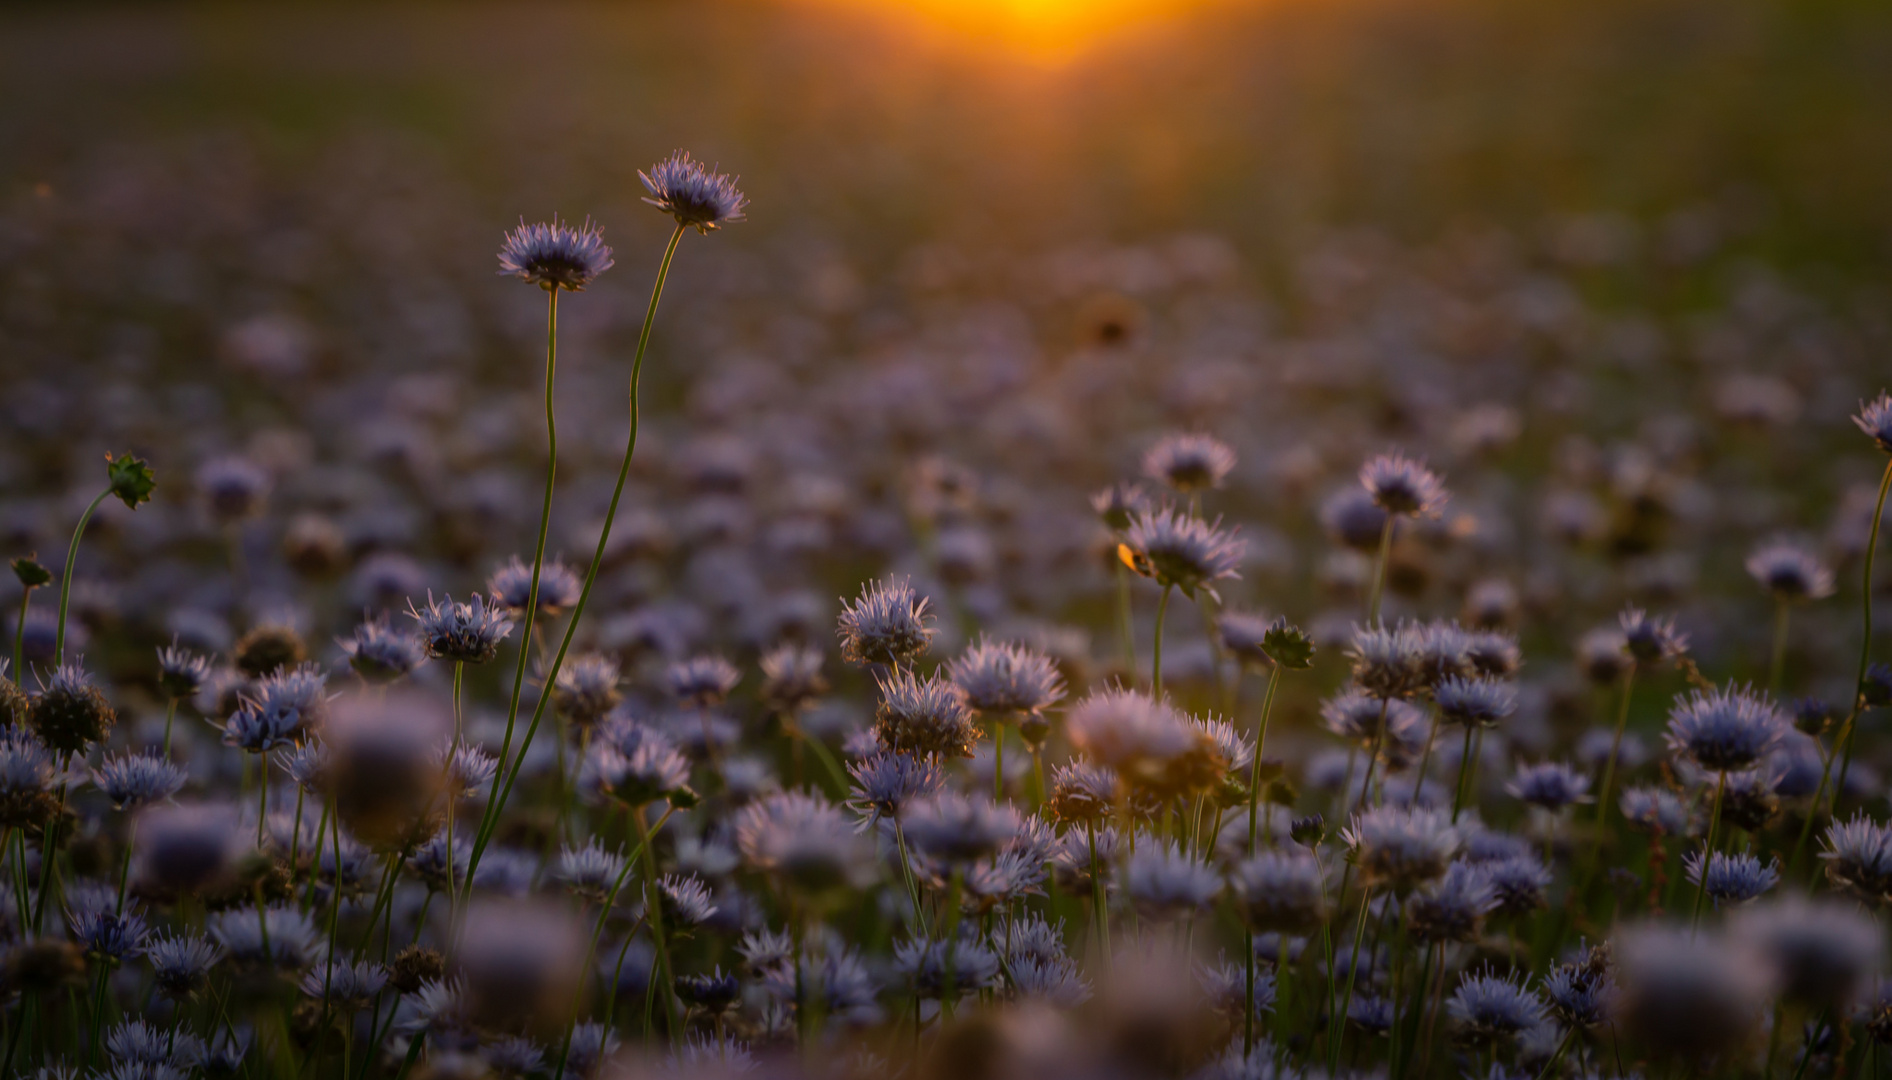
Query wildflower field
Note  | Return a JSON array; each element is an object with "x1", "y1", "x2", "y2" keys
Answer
[{"x1": 7, "y1": 0, "x2": 1892, "y2": 1077}]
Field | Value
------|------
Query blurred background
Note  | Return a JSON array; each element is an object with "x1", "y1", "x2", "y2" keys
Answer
[{"x1": 3, "y1": 0, "x2": 1892, "y2": 723}]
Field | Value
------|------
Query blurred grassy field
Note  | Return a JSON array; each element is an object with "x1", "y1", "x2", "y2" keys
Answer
[{"x1": 2, "y1": 0, "x2": 1890, "y2": 281}]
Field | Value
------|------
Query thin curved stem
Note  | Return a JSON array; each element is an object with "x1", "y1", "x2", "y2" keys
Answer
[
  {"x1": 1247, "y1": 664, "x2": 1284, "y2": 856},
  {"x1": 1152, "y1": 584, "x2": 1173, "y2": 698},
  {"x1": 1367, "y1": 515, "x2": 1396, "y2": 626},
  {"x1": 1831, "y1": 458, "x2": 1892, "y2": 814},
  {"x1": 55, "y1": 490, "x2": 110, "y2": 667},
  {"x1": 465, "y1": 225, "x2": 688, "y2": 899}
]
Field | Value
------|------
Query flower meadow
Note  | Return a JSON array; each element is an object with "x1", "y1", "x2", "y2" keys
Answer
[{"x1": 10, "y1": 13, "x2": 1892, "y2": 1079}]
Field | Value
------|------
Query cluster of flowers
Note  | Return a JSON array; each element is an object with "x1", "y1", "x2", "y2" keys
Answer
[{"x1": 8, "y1": 143, "x2": 1892, "y2": 1080}]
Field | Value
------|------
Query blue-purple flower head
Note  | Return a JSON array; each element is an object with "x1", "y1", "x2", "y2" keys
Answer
[
  {"x1": 407, "y1": 592, "x2": 514, "y2": 665},
  {"x1": 94, "y1": 752, "x2": 187, "y2": 811},
  {"x1": 1684, "y1": 849, "x2": 1778, "y2": 905},
  {"x1": 1360, "y1": 451, "x2": 1448, "y2": 518},
  {"x1": 874, "y1": 668, "x2": 978, "y2": 759},
  {"x1": 947, "y1": 637, "x2": 1066, "y2": 719},
  {"x1": 1120, "y1": 839, "x2": 1222, "y2": 921},
  {"x1": 837, "y1": 576, "x2": 935, "y2": 668},
  {"x1": 1120, "y1": 506, "x2": 1245, "y2": 598},
  {"x1": 1543, "y1": 946, "x2": 1614, "y2": 1029},
  {"x1": 222, "y1": 664, "x2": 329, "y2": 753},
  {"x1": 1744, "y1": 538, "x2": 1835, "y2": 602},
  {"x1": 1321, "y1": 486, "x2": 1391, "y2": 551},
  {"x1": 1343, "y1": 804, "x2": 1460, "y2": 890},
  {"x1": 1855, "y1": 391, "x2": 1892, "y2": 454},
  {"x1": 1435, "y1": 676, "x2": 1517, "y2": 729},
  {"x1": 732, "y1": 790, "x2": 873, "y2": 899},
  {"x1": 1406, "y1": 861, "x2": 1498, "y2": 944},
  {"x1": 497, "y1": 216, "x2": 614, "y2": 291},
  {"x1": 487, "y1": 556, "x2": 583, "y2": 618},
  {"x1": 1620, "y1": 785, "x2": 1693, "y2": 836},
  {"x1": 66, "y1": 883, "x2": 148, "y2": 960},
  {"x1": 1504, "y1": 760, "x2": 1592, "y2": 810},
  {"x1": 640, "y1": 151, "x2": 747, "y2": 234},
  {"x1": 666, "y1": 653, "x2": 740, "y2": 708},
  {"x1": 1229, "y1": 851, "x2": 1328, "y2": 935},
  {"x1": 1347, "y1": 622, "x2": 1425, "y2": 700},
  {"x1": 846, "y1": 750, "x2": 944, "y2": 827},
  {"x1": 338, "y1": 617, "x2": 426, "y2": 683},
  {"x1": 1091, "y1": 482, "x2": 1151, "y2": 532},
  {"x1": 1666, "y1": 684, "x2": 1786, "y2": 773},
  {"x1": 1821, "y1": 813, "x2": 1892, "y2": 905},
  {"x1": 1447, "y1": 969, "x2": 1545, "y2": 1048},
  {"x1": 1320, "y1": 688, "x2": 1426, "y2": 750},
  {"x1": 901, "y1": 791, "x2": 1020, "y2": 865},
  {"x1": 1142, "y1": 432, "x2": 1236, "y2": 494},
  {"x1": 1619, "y1": 606, "x2": 1689, "y2": 665},
  {"x1": 156, "y1": 641, "x2": 214, "y2": 701}
]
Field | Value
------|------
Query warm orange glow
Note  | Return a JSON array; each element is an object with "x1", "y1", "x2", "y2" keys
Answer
[{"x1": 792, "y1": 0, "x2": 1235, "y2": 63}]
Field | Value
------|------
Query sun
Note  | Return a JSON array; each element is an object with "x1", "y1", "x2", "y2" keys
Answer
[{"x1": 793, "y1": 0, "x2": 1229, "y2": 62}]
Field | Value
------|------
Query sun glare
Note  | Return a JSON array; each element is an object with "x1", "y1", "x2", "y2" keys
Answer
[{"x1": 794, "y1": 0, "x2": 1232, "y2": 61}]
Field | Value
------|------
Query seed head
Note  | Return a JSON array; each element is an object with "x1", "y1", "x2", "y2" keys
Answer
[{"x1": 28, "y1": 663, "x2": 116, "y2": 756}]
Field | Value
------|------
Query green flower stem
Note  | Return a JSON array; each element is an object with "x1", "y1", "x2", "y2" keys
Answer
[
  {"x1": 481, "y1": 283, "x2": 563, "y2": 866},
  {"x1": 634, "y1": 802, "x2": 684, "y2": 1040},
  {"x1": 1769, "y1": 600, "x2": 1792, "y2": 696},
  {"x1": 1247, "y1": 663, "x2": 1284, "y2": 855},
  {"x1": 1331, "y1": 884, "x2": 1376, "y2": 1075},
  {"x1": 1366, "y1": 516, "x2": 1396, "y2": 627},
  {"x1": 11, "y1": 583, "x2": 33, "y2": 682},
  {"x1": 1690, "y1": 770, "x2": 1727, "y2": 931},
  {"x1": 464, "y1": 224, "x2": 688, "y2": 904},
  {"x1": 1830, "y1": 457, "x2": 1892, "y2": 817},
  {"x1": 55, "y1": 490, "x2": 110, "y2": 667},
  {"x1": 1152, "y1": 584, "x2": 1173, "y2": 698}
]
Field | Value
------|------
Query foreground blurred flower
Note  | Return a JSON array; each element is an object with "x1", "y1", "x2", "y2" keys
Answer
[
  {"x1": 497, "y1": 217, "x2": 614, "y2": 291},
  {"x1": 1609, "y1": 921, "x2": 1774, "y2": 1064},
  {"x1": 324, "y1": 688, "x2": 450, "y2": 850}
]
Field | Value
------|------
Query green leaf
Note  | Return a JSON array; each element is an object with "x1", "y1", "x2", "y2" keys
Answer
[
  {"x1": 105, "y1": 453, "x2": 156, "y2": 510},
  {"x1": 10, "y1": 557, "x2": 51, "y2": 588},
  {"x1": 1261, "y1": 618, "x2": 1315, "y2": 669}
]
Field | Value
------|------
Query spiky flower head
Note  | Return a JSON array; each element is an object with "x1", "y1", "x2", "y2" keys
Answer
[
  {"x1": 1091, "y1": 482, "x2": 1150, "y2": 532},
  {"x1": 580, "y1": 728, "x2": 692, "y2": 808},
  {"x1": 1576, "y1": 627, "x2": 1632, "y2": 685},
  {"x1": 222, "y1": 664, "x2": 329, "y2": 753},
  {"x1": 1142, "y1": 432, "x2": 1236, "y2": 494},
  {"x1": 666, "y1": 654, "x2": 739, "y2": 708},
  {"x1": 1119, "y1": 840, "x2": 1222, "y2": 921},
  {"x1": 1683, "y1": 849, "x2": 1778, "y2": 905},
  {"x1": 1343, "y1": 805, "x2": 1460, "y2": 890},
  {"x1": 873, "y1": 669, "x2": 977, "y2": 758},
  {"x1": 901, "y1": 792, "x2": 1021, "y2": 865},
  {"x1": 486, "y1": 556, "x2": 582, "y2": 618},
  {"x1": 640, "y1": 151, "x2": 747, "y2": 233},
  {"x1": 759, "y1": 643, "x2": 828, "y2": 714},
  {"x1": 554, "y1": 840, "x2": 627, "y2": 904},
  {"x1": 94, "y1": 753, "x2": 187, "y2": 811},
  {"x1": 1360, "y1": 451, "x2": 1447, "y2": 518},
  {"x1": 407, "y1": 593, "x2": 513, "y2": 665},
  {"x1": 1618, "y1": 606, "x2": 1689, "y2": 664},
  {"x1": 947, "y1": 638, "x2": 1066, "y2": 721},
  {"x1": 338, "y1": 617, "x2": 425, "y2": 683},
  {"x1": 1543, "y1": 945, "x2": 1614, "y2": 1029},
  {"x1": 0, "y1": 726, "x2": 66, "y2": 829},
  {"x1": 837, "y1": 576, "x2": 935, "y2": 668},
  {"x1": 147, "y1": 932, "x2": 222, "y2": 1001},
  {"x1": 1620, "y1": 786, "x2": 1693, "y2": 837},
  {"x1": 656, "y1": 874, "x2": 718, "y2": 927},
  {"x1": 1745, "y1": 538, "x2": 1836, "y2": 602},
  {"x1": 1320, "y1": 688, "x2": 1426, "y2": 750},
  {"x1": 1044, "y1": 761, "x2": 1123, "y2": 825},
  {"x1": 66, "y1": 883, "x2": 148, "y2": 960},
  {"x1": 1447, "y1": 970, "x2": 1545, "y2": 1048},
  {"x1": 1854, "y1": 391, "x2": 1892, "y2": 454},
  {"x1": 552, "y1": 654, "x2": 623, "y2": 729},
  {"x1": 1465, "y1": 630, "x2": 1523, "y2": 678},
  {"x1": 28, "y1": 663, "x2": 116, "y2": 756},
  {"x1": 299, "y1": 959, "x2": 390, "y2": 1011},
  {"x1": 1822, "y1": 813, "x2": 1892, "y2": 904},
  {"x1": 208, "y1": 905, "x2": 323, "y2": 971},
  {"x1": 197, "y1": 455, "x2": 270, "y2": 524},
  {"x1": 1406, "y1": 861, "x2": 1497, "y2": 944},
  {"x1": 1482, "y1": 854, "x2": 1551, "y2": 916},
  {"x1": 846, "y1": 751, "x2": 944, "y2": 827},
  {"x1": 1218, "y1": 613, "x2": 1315, "y2": 671},
  {"x1": 1666, "y1": 684, "x2": 1785, "y2": 773},
  {"x1": 1346, "y1": 622, "x2": 1425, "y2": 700},
  {"x1": 156, "y1": 641, "x2": 214, "y2": 701},
  {"x1": 1120, "y1": 506, "x2": 1244, "y2": 598},
  {"x1": 1504, "y1": 761, "x2": 1592, "y2": 810},
  {"x1": 732, "y1": 790, "x2": 873, "y2": 901},
  {"x1": 497, "y1": 216, "x2": 614, "y2": 291},
  {"x1": 1228, "y1": 851, "x2": 1328, "y2": 936},
  {"x1": 1434, "y1": 676, "x2": 1517, "y2": 729}
]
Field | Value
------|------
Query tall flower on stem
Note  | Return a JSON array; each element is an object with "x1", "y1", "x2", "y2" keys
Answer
[
  {"x1": 465, "y1": 162, "x2": 742, "y2": 912},
  {"x1": 1357, "y1": 452, "x2": 1446, "y2": 625},
  {"x1": 1119, "y1": 505, "x2": 1243, "y2": 697},
  {"x1": 54, "y1": 454, "x2": 154, "y2": 667},
  {"x1": 1746, "y1": 538, "x2": 1835, "y2": 694},
  {"x1": 1666, "y1": 685, "x2": 1784, "y2": 926},
  {"x1": 1817, "y1": 392, "x2": 1892, "y2": 825},
  {"x1": 9, "y1": 557, "x2": 50, "y2": 682}
]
